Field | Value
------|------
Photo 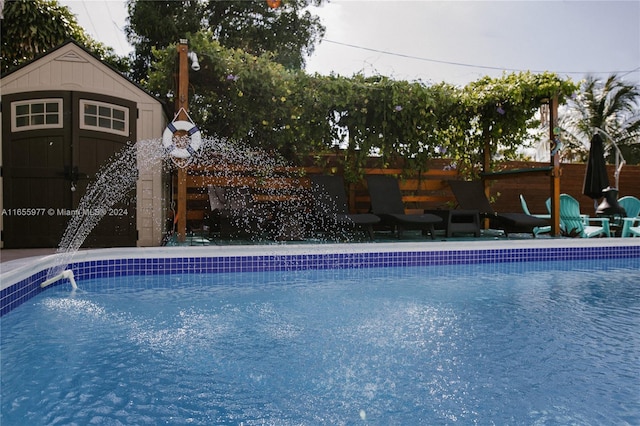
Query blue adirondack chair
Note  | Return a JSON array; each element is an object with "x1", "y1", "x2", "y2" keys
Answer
[
  {"x1": 618, "y1": 196, "x2": 640, "y2": 237},
  {"x1": 558, "y1": 194, "x2": 610, "y2": 238}
]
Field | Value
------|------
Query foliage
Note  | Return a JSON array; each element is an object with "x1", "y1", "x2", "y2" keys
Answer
[
  {"x1": 0, "y1": 0, "x2": 129, "y2": 74},
  {"x1": 314, "y1": 74, "x2": 463, "y2": 180},
  {"x1": 125, "y1": 0, "x2": 325, "y2": 84},
  {"x1": 148, "y1": 35, "x2": 578, "y2": 181},
  {"x1": 149, "y1": 33, "x2": 335, "y2": 161},
  {"x1": 2, "y1": 0, "x2": 575, "y2": 180},
  {"x1": 458, "y1": 72, "x2": 578, "y2": 175},
  {"x1": 561, "y1": 75, "x2": 640, "y2": 164},
  {"x1": 125, "y1": 0, "x2": 203, "y2": 84},
  {"x1": 203, "y1": 0, "x2": 325, "y2": 69},
  {"x1": 1, "y1": 1, "x2": 587, "y2": 183}
]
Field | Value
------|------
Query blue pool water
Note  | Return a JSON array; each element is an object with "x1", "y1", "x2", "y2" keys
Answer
[{"x1": 2, "y1": 258, "x2": 639, "y2": 425}]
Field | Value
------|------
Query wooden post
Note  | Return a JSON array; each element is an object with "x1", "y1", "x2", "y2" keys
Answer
[
  {"x1": 176, "y1": 40, "x2": 190, "y2": 243},
  {"x1": 481, "y1": 125, "x2": 491, "y2": 229},
  {"x1": 549, "y1": 95, "x2": 561, "y2": 236}
]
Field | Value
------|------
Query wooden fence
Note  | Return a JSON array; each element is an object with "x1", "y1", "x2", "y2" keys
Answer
[
  {"x1": 172, "y1": 159, "x2": 640, "y2": 232},
  {"x1": 487, "y1": 161, "x2": 640, "y2": 216}
]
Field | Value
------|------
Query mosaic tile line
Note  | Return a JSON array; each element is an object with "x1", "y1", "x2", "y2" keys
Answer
[{"x1": 2, "y1": 245, "x2": 639, "y2": 316}]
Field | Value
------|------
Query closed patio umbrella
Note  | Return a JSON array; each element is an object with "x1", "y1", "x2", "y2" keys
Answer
[{"x1": 582, "y1": 133, "x2": 609, "y2": 202}]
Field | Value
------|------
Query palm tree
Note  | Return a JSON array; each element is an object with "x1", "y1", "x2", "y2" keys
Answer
[{"x1": 561, "y1": 74, "x2": 640, "y2": 164}]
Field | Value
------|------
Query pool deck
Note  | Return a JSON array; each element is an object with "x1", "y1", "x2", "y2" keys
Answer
[
  {"x1": 1, "y1": 248, "x2": 58, "y2": 263},
  {"x1": 1, "y1": 248, "x2": 62, "y2": 275}
]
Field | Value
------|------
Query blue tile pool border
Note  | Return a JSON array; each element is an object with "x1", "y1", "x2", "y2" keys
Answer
[{"x1": 2, "y1": 243, "x2": 639, "y2": 316}]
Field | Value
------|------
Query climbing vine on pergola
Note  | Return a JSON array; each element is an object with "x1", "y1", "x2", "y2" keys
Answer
[{"x1": 148, "y1": 33, "x2": 578, "y2": 180}]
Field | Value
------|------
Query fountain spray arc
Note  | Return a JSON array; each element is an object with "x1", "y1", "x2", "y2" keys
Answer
[
  {"x1": 45, "y1": 39, "x2": 201, "y2": 284},
  {"x1": 44, "y1": 132, "x2": 292, "y2": 283},
  {"x1": 43, "y1": 39, "x2": 329, "y2": 286},
  {"x1": 45, "y1": 140, "x2": 165, "y2": 283}
]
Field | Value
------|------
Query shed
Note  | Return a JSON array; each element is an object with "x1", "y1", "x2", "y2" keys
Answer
[{"x1": 1, "y1": 41, "x2": 167, "y2": 248}]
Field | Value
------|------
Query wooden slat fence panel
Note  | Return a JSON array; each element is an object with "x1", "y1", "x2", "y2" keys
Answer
[
  {"x1": 349, "y1": 168, "x2": 459, "y2": 213},
  {"x1": 173, "y1": 159, "x2": 640, "y2": 229},
  {"x1": 488, "y1": 161, "x2": 640, "y2": 216}
]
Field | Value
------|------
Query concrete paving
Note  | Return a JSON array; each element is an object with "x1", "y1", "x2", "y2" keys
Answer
[{"x1": 1, "y1": 248, "x2": 58, "y2": 263}]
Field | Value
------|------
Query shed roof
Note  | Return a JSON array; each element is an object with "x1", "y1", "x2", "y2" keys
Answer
[{"x1": 1, "y1": 40, "x2": 162, "y2": 108}]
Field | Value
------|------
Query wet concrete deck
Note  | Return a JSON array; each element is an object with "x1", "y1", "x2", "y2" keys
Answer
[{"x1": 1, "y1": 248, "x2": 58, "y2": 263}]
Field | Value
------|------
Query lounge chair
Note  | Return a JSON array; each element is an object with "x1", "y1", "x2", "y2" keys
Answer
[
  {"x1": 365, "y1": 175, "x2": 442, "y2": 239},
  {"x1": 448, "y1": 180, "x2": 549, "y2": 237},
  {"x1": 310, "y1": 175, "x2": 381, "y2": 240},
  {"x1": 519, "y1": 194, "x2": 551, "y2": 236},
  {"x1": 558, "y1": 193, "x2": 610, "y2": 238},
  {"x1": 208, "y1": 185, "x2": 272, "y2": 239},
  {"x1": 618, "y1": 196, "x2": 640, "y2": 237}
]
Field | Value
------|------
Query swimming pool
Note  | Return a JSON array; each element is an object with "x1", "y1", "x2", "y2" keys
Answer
[{"x1": 1, "y1": 240, "x2": 639, "y2": 424}]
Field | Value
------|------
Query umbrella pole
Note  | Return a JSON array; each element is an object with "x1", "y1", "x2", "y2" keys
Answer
[{"x1": 595, "y1": 127, "x2": 626, "y2": 191}]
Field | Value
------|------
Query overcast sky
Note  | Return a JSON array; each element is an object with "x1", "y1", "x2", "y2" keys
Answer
[{"x1": 59, "y1": 0, "x2": 640, "y2": 87}]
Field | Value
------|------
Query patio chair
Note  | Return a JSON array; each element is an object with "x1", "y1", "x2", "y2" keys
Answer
[
  {"x1": 447, "y1": 180, "x2": 549, "y2": 237},
  {"x1": 365, "y1": 175, "x2": 442, "y2": 239},
  {"x1": 545, "y1": 196, "x2": 591, "y2": 233},
  {"x1": 519, "y1": 194, "x2": 551, "y2": 236},
  {"x1": 618, "y1": 196, "x2": 640, "y2": 237},
  {"x1": 624, "y1": 221, "x2": 640, "y2": 237},
  {"x1": 209, "y1": 185, "x2": 272, "y2": 239},
  {"x1": 558, "y1": 194, "x2": 610, "y2": 238},
  {"x1": 310, "y1": 175, "x2": 380, "y2": 240},
  {"x1": 622, "y1": 219, "x2": 640, "y2": 237}
]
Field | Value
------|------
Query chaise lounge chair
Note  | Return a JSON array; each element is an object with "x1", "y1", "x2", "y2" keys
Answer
[
  {"x1": 208, "y1": 185, "x2": 272, "y2": 240},
  {"x1": 365, "y1": 175, "x2": 442, "y2": 239},
  {"x1": 448, "y1": 180, "x2": 549, "y2": 237},
  {"x1": 311, "y1": 175, "x2": 381, "y2": 240},
  {"x1": 558, "y1": 193, "x2": 610, "y2": 238},
  {"x1": 519, "y1": 194, "x2": 551, "y2": 236}
]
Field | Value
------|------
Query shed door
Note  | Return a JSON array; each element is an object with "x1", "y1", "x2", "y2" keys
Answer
[
  {"x1": 71, "y1": 93, "x2": 137, "y2": 247},
  {"x1": 2, "y1": 92, "x2": 71, "y2": 247},
  {"x1": 2, "y1": 91, "x2": 137, "y2": 248}
]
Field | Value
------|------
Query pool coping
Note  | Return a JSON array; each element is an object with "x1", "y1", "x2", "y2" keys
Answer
[
  {"x1": 3, "y1": 238, "x2": 640, "y2": 286},
  {"x1": 2, "y1": 239, "x2": 639, "y2": 316}
]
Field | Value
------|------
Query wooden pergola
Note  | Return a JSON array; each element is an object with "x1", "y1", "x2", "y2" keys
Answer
[
  {"x1": 171, "y1": 40, "x2": 563, "y2": 241},
  {"x1": 480, "y1": 96, "x2": 562, "y2": 236}
]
